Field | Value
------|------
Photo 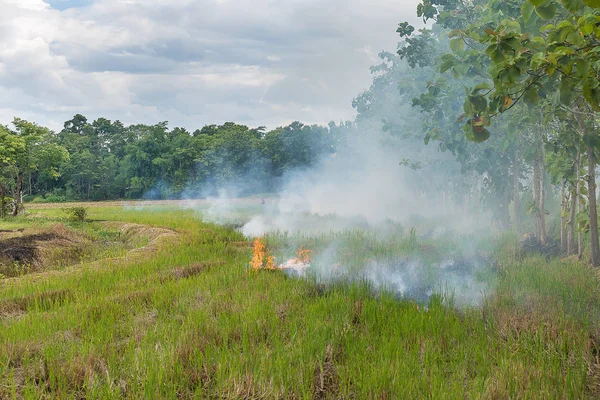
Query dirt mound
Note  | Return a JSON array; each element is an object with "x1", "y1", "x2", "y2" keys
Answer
[
  {"x1": 0, "y1": 225, "x2": 85, "y2": 277},
  {"x1": 0, "y1": 233, "x2": 57, "y2": 264},
  {"x1": 0, "y1": 222, "x2": 180, "y2": 281},
  {"x1": 114, "y1": 223, "x2": 178, "y2": 254}
]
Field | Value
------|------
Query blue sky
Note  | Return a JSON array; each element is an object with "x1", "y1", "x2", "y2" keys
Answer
[
  {"x1": 44, "y1": 0, "x2": 93, "y2": 11},
  {"x1": 1, "y1": 0, "x2": 421, "y2": 131}
]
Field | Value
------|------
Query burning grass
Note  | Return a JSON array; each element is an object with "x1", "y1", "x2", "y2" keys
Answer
[
  {"x1": 0, "y1": 204, "x2": 599, "y2": 398},
  {"x1": 249, "y1": 229, "x2": 491, "y2": 307},
  {"x1": 250, "y1": 237, "x2": 313, "y2": 275}
]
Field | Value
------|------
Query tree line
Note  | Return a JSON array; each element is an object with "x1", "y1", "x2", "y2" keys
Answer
[{"x1": 0, "y1": 116, "x2": 339, "y2": 215}]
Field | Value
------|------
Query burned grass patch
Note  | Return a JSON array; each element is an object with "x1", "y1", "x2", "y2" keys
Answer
[
  {"x1": 0, "y1": 224, "x2": 97, "y2": 277},
  {"x1": 0, "y1": 232, "x2": 69, "y2": 275}
]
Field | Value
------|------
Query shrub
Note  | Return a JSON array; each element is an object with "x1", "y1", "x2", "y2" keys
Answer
[
  {"x1": 22, "y1": 194, "x2": 36, "y2": 203},
  {"x1": 43, "y1": 193, "x2": 68, "y2": 203},
  {"x1": 62, "y1": 207, "x2": 88, "y2": 222},
  {"x1": 1, "y1": 196, "x2": 14, "y2": 216}
]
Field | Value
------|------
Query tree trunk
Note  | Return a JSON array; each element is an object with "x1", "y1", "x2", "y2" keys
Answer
[
  {"x1": 587, "y1": 143, "x2": 600, "y2": 267},
  {"x1": 12, "y1": 174, "x2": 22, "y2": 217},
  {"x1": 532, "y1": 151, "x2": 541, "y2": 241},
  {"x1": 532, "y1": 143, "x2": 547, "y2": 243},
  {"x1": 0, "y1": 184, "x2": 5, "y2": 219},
  {"x1": 539, "y1": 142, "x2": 547, "y2": 243},
  {"x1": 568, "y1": 189, "x2": 576, "y2": 255},
  {"x1": 577, "y1": 148, "x2": 583, "y2": 259},
  {"x1": 561, "y1": 181, "x2": 567, "y2": 253},
  {"x1": 501, "y1": 190, "x2": 511, "y2": 229},
  {"x1": 513, "y1": 147, "x2": 520, "y2": 230}
]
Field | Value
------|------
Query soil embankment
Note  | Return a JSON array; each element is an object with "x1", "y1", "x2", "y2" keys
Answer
[{"x1": 0, "y1": 222, "x2": 179, "y2": 279}]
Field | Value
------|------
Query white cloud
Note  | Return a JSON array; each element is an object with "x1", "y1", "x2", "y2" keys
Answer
[{"x1": 0, "y1": 0, "x2": 422, "y2": 131}]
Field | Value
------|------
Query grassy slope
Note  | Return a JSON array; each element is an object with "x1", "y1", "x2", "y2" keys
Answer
[{"x1": 0, "y1": 206, "x2": 599, "y2": 399}]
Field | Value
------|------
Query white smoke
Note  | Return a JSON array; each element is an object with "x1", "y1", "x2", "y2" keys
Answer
[{"x1": 240, "y1": 125, "x2": 490, "y2": 237}]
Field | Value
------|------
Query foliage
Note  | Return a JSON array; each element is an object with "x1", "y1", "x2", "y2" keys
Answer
[
  {"x1": 0, "y1": 116, "x2": 338, "y2": 203},
  {"x1": 61, "y1": 206, "x2": 88, "y2": 222}
]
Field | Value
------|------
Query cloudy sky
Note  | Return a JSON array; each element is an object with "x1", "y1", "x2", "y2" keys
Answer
[{"x1": 0, "y1": 0, "x2": 420, "y2": 131}]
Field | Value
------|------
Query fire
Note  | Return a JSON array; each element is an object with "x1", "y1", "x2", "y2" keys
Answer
[
  {"x1": 250, "y1": 237, "x2": 276, "y2": 271},
  {"x1": 250, "y1": 238, "x2": 312, "y2": 274},
  {"x1": 292, "y1": 247, "x2": 312, "y2": 264}
]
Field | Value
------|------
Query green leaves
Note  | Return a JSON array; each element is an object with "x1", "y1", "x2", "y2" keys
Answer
[
  {"x1": 562, "y1": 0, "x2": 586, "y2": 11},
  {"x1": 522, "y1": 0, "x2": 537, "y2": 23},
  {"x1": 575, "y1": 59, "x2": 591, "y2": 78},
  {"x1": 486, "y1": 44, "x2": 506, "y2": 63},
  {"x1": 583, "y1": 0, "x2": 600, "y2": 8},
  {"x1": 473, "y1": 83, "x2": 492, "y2": 92},
  {"x1": 508, "y1": 65, "x2": 522, "y2": 83},
  {"x1": 559, "y1": 77, "x2": 574, "y2": 105},
  {"x1": 449, "y1": 38, "x2": 465, "y2": 52},
  {"x1": 439, "y1": 54, "x2": 456, "y2": 73},
  {"x1": 530, "y1": 0, "x2": 550, "y2": 6},
  {"x1": 524, "y1": 86, "x2": 542, "y2": 104},
  {"x1": 582, "y1": 77, "x2": 600, "y2": 111},
  {"x1": 397, "y1": 22, "x2": 415, "y2": 37},
  {"x1": 535, "y1": 2, "x2": 557, "y2": 19},
  {"x1": 464, "y1": 119, "x2": 491, "y2": 142},
  {"x1": 469, "y1": 95, "x2": 489, "y2": 112}
]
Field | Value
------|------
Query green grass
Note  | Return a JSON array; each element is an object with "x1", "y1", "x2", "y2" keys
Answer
[{"x1": 1, "y1": 205, "x2": 599, "y2": 398}]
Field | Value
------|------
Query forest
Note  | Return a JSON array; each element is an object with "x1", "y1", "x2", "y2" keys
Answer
[{"x1": 0, "y1": 117, "x2": 338, "y2": 205}]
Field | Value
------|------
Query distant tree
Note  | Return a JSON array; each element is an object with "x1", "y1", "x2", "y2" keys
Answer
[
  {"x1": 0, "y1": 125, "x2": 24, "y2": 217},
  {"x1": 11, "y1": 118, "x2": 69, "y2": 214}
]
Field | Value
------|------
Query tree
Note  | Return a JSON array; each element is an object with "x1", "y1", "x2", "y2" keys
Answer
[
  {"x1": 397, "y1": 0, "x2": 600, "y2": 265},
  {"x1": 440, "y1": 0, "x2": 600, "y2": 264},
  {"x1": 0, "y1": 125, "x2": 24, "y2": 217},
  {"x1": 11, "y1": 118, "x2": 69, "y2": 215}
]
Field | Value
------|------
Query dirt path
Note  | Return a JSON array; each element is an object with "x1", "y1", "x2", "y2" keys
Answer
[{"x1": 26, "y1": 197, "x2": 273, "y2": 209}]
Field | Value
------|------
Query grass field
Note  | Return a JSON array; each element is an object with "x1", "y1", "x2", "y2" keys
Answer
[{"x1": 1, "y1": 204, "x2": 600, "y2": 398}]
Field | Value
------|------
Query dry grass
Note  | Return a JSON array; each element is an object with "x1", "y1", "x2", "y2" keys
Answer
[
  {"x1": 26, "y1": 198, "x2": 268, "y2": 209},
  {"x1": 0, "y1": 224, "x2": 89, "y2": 277},
  {"x1": 170, "y1": 262, "x2": 220, "y2": 280},
  {"x1": 116, "y1": 223, "x2": 178, "y2": 253},
  {"x1": 313, "y1": 344, "x2": 341, "y2": 400},
  {"x1": 0, "y1": 289, "x2": 73, "y2": 318}
]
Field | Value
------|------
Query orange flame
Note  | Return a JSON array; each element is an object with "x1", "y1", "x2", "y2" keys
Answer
[
  {"x1": 293, "y1": 247, "x2": 312, "y2": 264},
  {"x1": 251, "y1": 239, "x2": 312, "y2": 272},
  {"x1": 250, "y1": 237, "x2": 276, "y2": 271}
]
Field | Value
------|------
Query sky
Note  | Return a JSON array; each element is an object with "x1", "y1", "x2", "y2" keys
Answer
[{"x1": 0, "y1": 0, "x2": 421, "y2": 132}]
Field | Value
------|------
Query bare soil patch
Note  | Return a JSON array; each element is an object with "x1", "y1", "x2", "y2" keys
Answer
[
  {"x1": 0, "y1": 222, "x2": 180, "y2": 281},
  {"x1": 0, "y1": 225, "x2": 87, "y2": 277}
]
